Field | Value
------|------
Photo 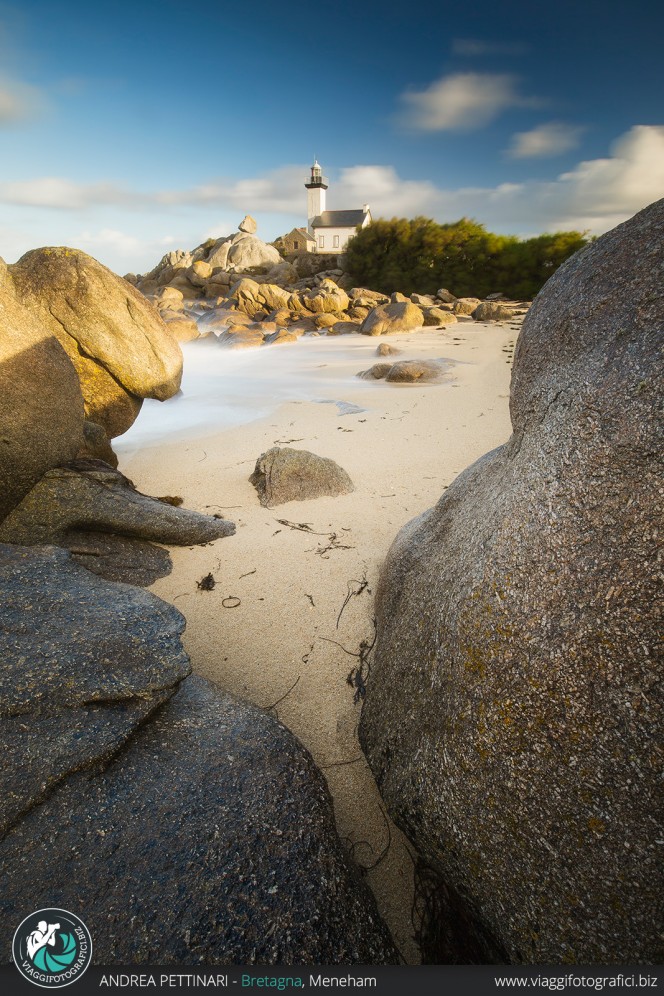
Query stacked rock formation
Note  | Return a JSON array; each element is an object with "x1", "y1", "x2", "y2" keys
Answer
[
  {"x1": 128, "y1": 219, "x2": 529, "y2": 350},
  {"x1": 0, "y1": 248, "x2": 233, "y2": 569}
]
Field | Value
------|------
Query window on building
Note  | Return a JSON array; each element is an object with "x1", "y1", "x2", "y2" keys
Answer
[
  {"x1": 318, "y1": 236, "x2": 324, "y2": 249},
  {"x1": 294, "y1": 241, "x2": 300, "y2": 249},
  {"x1": 333, "y1": 235, "x2": 339, "y2": 248}
]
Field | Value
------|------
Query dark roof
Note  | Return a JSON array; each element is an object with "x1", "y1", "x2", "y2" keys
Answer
[{"x1": 311, "y1": 209, "x2": 368, "y2": 229}]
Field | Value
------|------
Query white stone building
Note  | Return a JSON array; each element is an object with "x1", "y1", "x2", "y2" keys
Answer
[{"x1": 305, "y1": 160, "x2": 371, "y2": 252}]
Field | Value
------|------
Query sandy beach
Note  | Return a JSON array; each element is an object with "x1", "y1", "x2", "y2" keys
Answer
[{"x1": 118, "y1": 319, "x2": 520, "y2": 964}]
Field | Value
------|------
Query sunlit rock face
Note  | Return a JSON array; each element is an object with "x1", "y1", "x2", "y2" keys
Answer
[{"x1": 10, "y1": 247, "x2": 183, "y2": 438}]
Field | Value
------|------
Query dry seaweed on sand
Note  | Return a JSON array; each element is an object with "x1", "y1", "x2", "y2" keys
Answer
[{"x1": 336, "y1": 573, "x2": 371, "y2": 628}]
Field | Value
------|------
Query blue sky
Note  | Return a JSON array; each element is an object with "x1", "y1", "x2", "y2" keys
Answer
[{"x1": 1, "y1": 0, "x2": 662, "y2": 273}]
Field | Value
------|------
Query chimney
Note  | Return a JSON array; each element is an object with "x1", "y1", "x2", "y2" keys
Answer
[{"x1": 362, "y1": 203, "x2": 370, "y2": 213}]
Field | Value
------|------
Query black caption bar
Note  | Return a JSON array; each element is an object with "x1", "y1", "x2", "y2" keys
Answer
[{"x1": 1, "y1": 965, "x2": 661, "y2": 996}]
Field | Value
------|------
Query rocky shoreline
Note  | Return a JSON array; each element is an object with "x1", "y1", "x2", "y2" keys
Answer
[
  {"x1": 126, "y1": 214, "x2": 529, "y2": 350},
  {"x1": 0, "y1": 200, "x2": 662, "y2": 966}
]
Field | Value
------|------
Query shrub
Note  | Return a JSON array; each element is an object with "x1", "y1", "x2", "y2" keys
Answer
[{"x1": 344, "y1": 217, "x2": 587, "y2": 299}]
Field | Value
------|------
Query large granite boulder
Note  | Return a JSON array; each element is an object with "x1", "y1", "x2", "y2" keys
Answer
[
  {"x1": 10, "y1": 248, "x2": 183, "y2": 438},
  {"x1": 0, "y1": 460, "x2": 235, "y2": 548},
  {"x1": 0, "y1": 259, "x2": 85, "y2": 521},
  {"x1": 226, "y1": 234, "x2": 281, "y2": 272},
  {"x1": 0, "y1": 544, "x2": 398, "y2": 964},
  {"x1": 0, "y1": 543, "x2": 190, "y2": 836},
  {"x1": 359, "y1": 200, "x2": 664, "y2": 964},
  {"x1": 250, "y1": 447, "x2": 354, "y2": 507},
  {"x1": 360, "y1": 295, "x2": 424, "y2": 336},
  {"x1": 206, "y1": 238, "x2": 232, "y2": 271}
]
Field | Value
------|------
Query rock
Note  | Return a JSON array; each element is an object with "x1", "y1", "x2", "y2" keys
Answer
[
  {"x1": 385, "y1": 360, "x2": 447, "y2": 383},
  {"x1": 207, "y1": 239, "x2": 232, "y2": 271},
  {"x1": 227, "y1": 235, "x2": 281, "y2": 272},
  {"x1": 162, "y1": 315, "x2": 200, "y2": 342},
  {"x1": 238, "y1": 214, "x2": 258, "y2": 234},
  {"x1": 436, "y1": 288, "x2": 457, "y2": 303},
  {"x1": 485, "y1": 292, "x2": 506, "y2": 300},
  {"x1": 0, "y1": 667, "x2": 398, "y2": 964},
  {"x1": 0, "y1": 542, "x2": 397, "y2": 963},
  {"x1": 376, "y1": 342, "x2": 401, "y2": 357},
  {"x1": 58, "y1": 530, "x2": 174, "y2": 586},
  {"x1": 287, "y1": 317, "x2": 318, "y2": 335},
  {"x1": 265, "y1": 260, "x2": 298, "y2": 285},
  {"x1": 265, "y1": 329, "x2": 300, "y2": 345},
  {"x1": 411, "y1": 294, "x2": 435, "y2": 306},
  {"x1": 472, "y1": 301, "x2": 514, "y2": 322},
  {"x1": 359, "y1": 360, "x2": 447, "y2": 383},
  {"x1": 359, "y1": 200, "x2": 664, "y2": 964},
  {"x1": 227, "y1": 277, "x2": 266, "y2": 318},
  {"x1": 290, "y1": 252, "x2": 338, "y2": 279},
  {"x1": 422, "y1": 307, "x2": 457, "y2": 326},
  {"x1": 358, "y1": 363, "x2": 393, "y2": 380},
  {"x1": 78, "y1": 420, "x2": 118, "y2": 467},
  {"x1": 265, "y1": 307, "x2": 295, "y2": 326},
  {"x1": 452, "y1": 297, "x2": 482, "y2": 316},
  {"x1": 0, "y1": 460, "x2": 235, "y2": 548},
  {"x1": 155, "y1": 286, "x2": 184, "y2": 303},
  {"x1": 188, "y1": 260, "x2": 213, "y2": 287},
  {"x1": 0, "y1": 258, "x2": 85, "y2": 521},
  {"x1": 168, "y1": 274, "x2": 200, "y2": 299},
  {"x1": 202, "y1": 308, "x2": 254, "y2": 333},
  {"x1": 351, "y1": 288, "x2": 390, "y2": 309},
  {"x1": 314, "y1": 312, "x2": 344, "y2": 329},
  {"x1": 256, "y1": 283, "x2": 292, "y2": 313},
  {"x1": 10, "y1": 248, "x2": 183, "y2": 438},
  {"x1": 0, "y1": 543, "x2": 190, "y2": 835},
  {"x1": 302, "y1": 278, "x2": 350, "y2": 314},
  {"x1": 360, "y1": 300, "x2": 424, "y2": 336},
  {"x1": 326, "y1": 321, "x2": 361, "y2": 335},
  {"x1": 348, "y1": 306, "x2": 370, "y2": 321},
  {"x1": 250, "y1": 447, "x2": 354, "y2": 507},
  {"x1": 217, "y1": 329, "x2": 265, "y2": 349}
]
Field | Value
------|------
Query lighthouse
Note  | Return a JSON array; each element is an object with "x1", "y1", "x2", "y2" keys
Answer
[
  {"x1": 305, "y1": 159, "x2": 328, "y2": 234},
  {"x1": 304, "y1": 158, "x2": 371, "y2": 253}
]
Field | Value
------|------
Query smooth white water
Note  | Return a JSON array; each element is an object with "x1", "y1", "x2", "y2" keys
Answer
[
  {"x1": 114, "y1": 332, "x2": 455, "y2": 457},
  {"x1": 114, "y1": 336, "x2": 366, "y2": 455}
]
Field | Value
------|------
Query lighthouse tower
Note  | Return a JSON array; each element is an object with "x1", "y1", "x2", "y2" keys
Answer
[{"x1": 305, "y1": 159, "x2": 328, "y2": 235}]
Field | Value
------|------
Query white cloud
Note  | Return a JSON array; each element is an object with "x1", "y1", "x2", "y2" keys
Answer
[
  {"x1": 176, "y1": 166, "x2": 305, "y2": 214},
  {"x1": 508, "y1": 121, "x2": 585, "y2": 158},
  {"x1": 1, "y1": 126, "x2": 662, "y2": 274},
  {"x1": 314, "y1": 127, "x2": 664, "y2": 236},
  {"x1": 0, "y1": 75, "x2": 44, "y2": 123},
  {"x1": 397, "y1": 72, "x2": 539, "y2": 131},
  {"x1": 0, "y1": 177, "x2": 140, "y2": 209}
]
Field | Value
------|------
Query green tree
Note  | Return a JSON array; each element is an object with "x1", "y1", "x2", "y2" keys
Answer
[{"x1": 344, "y1": 216, "x2": 587, "y2": 299}]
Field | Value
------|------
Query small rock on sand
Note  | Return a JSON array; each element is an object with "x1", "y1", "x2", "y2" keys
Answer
[{"x1": 249, "y1": 447, "x2": 354, "y2": 507}]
